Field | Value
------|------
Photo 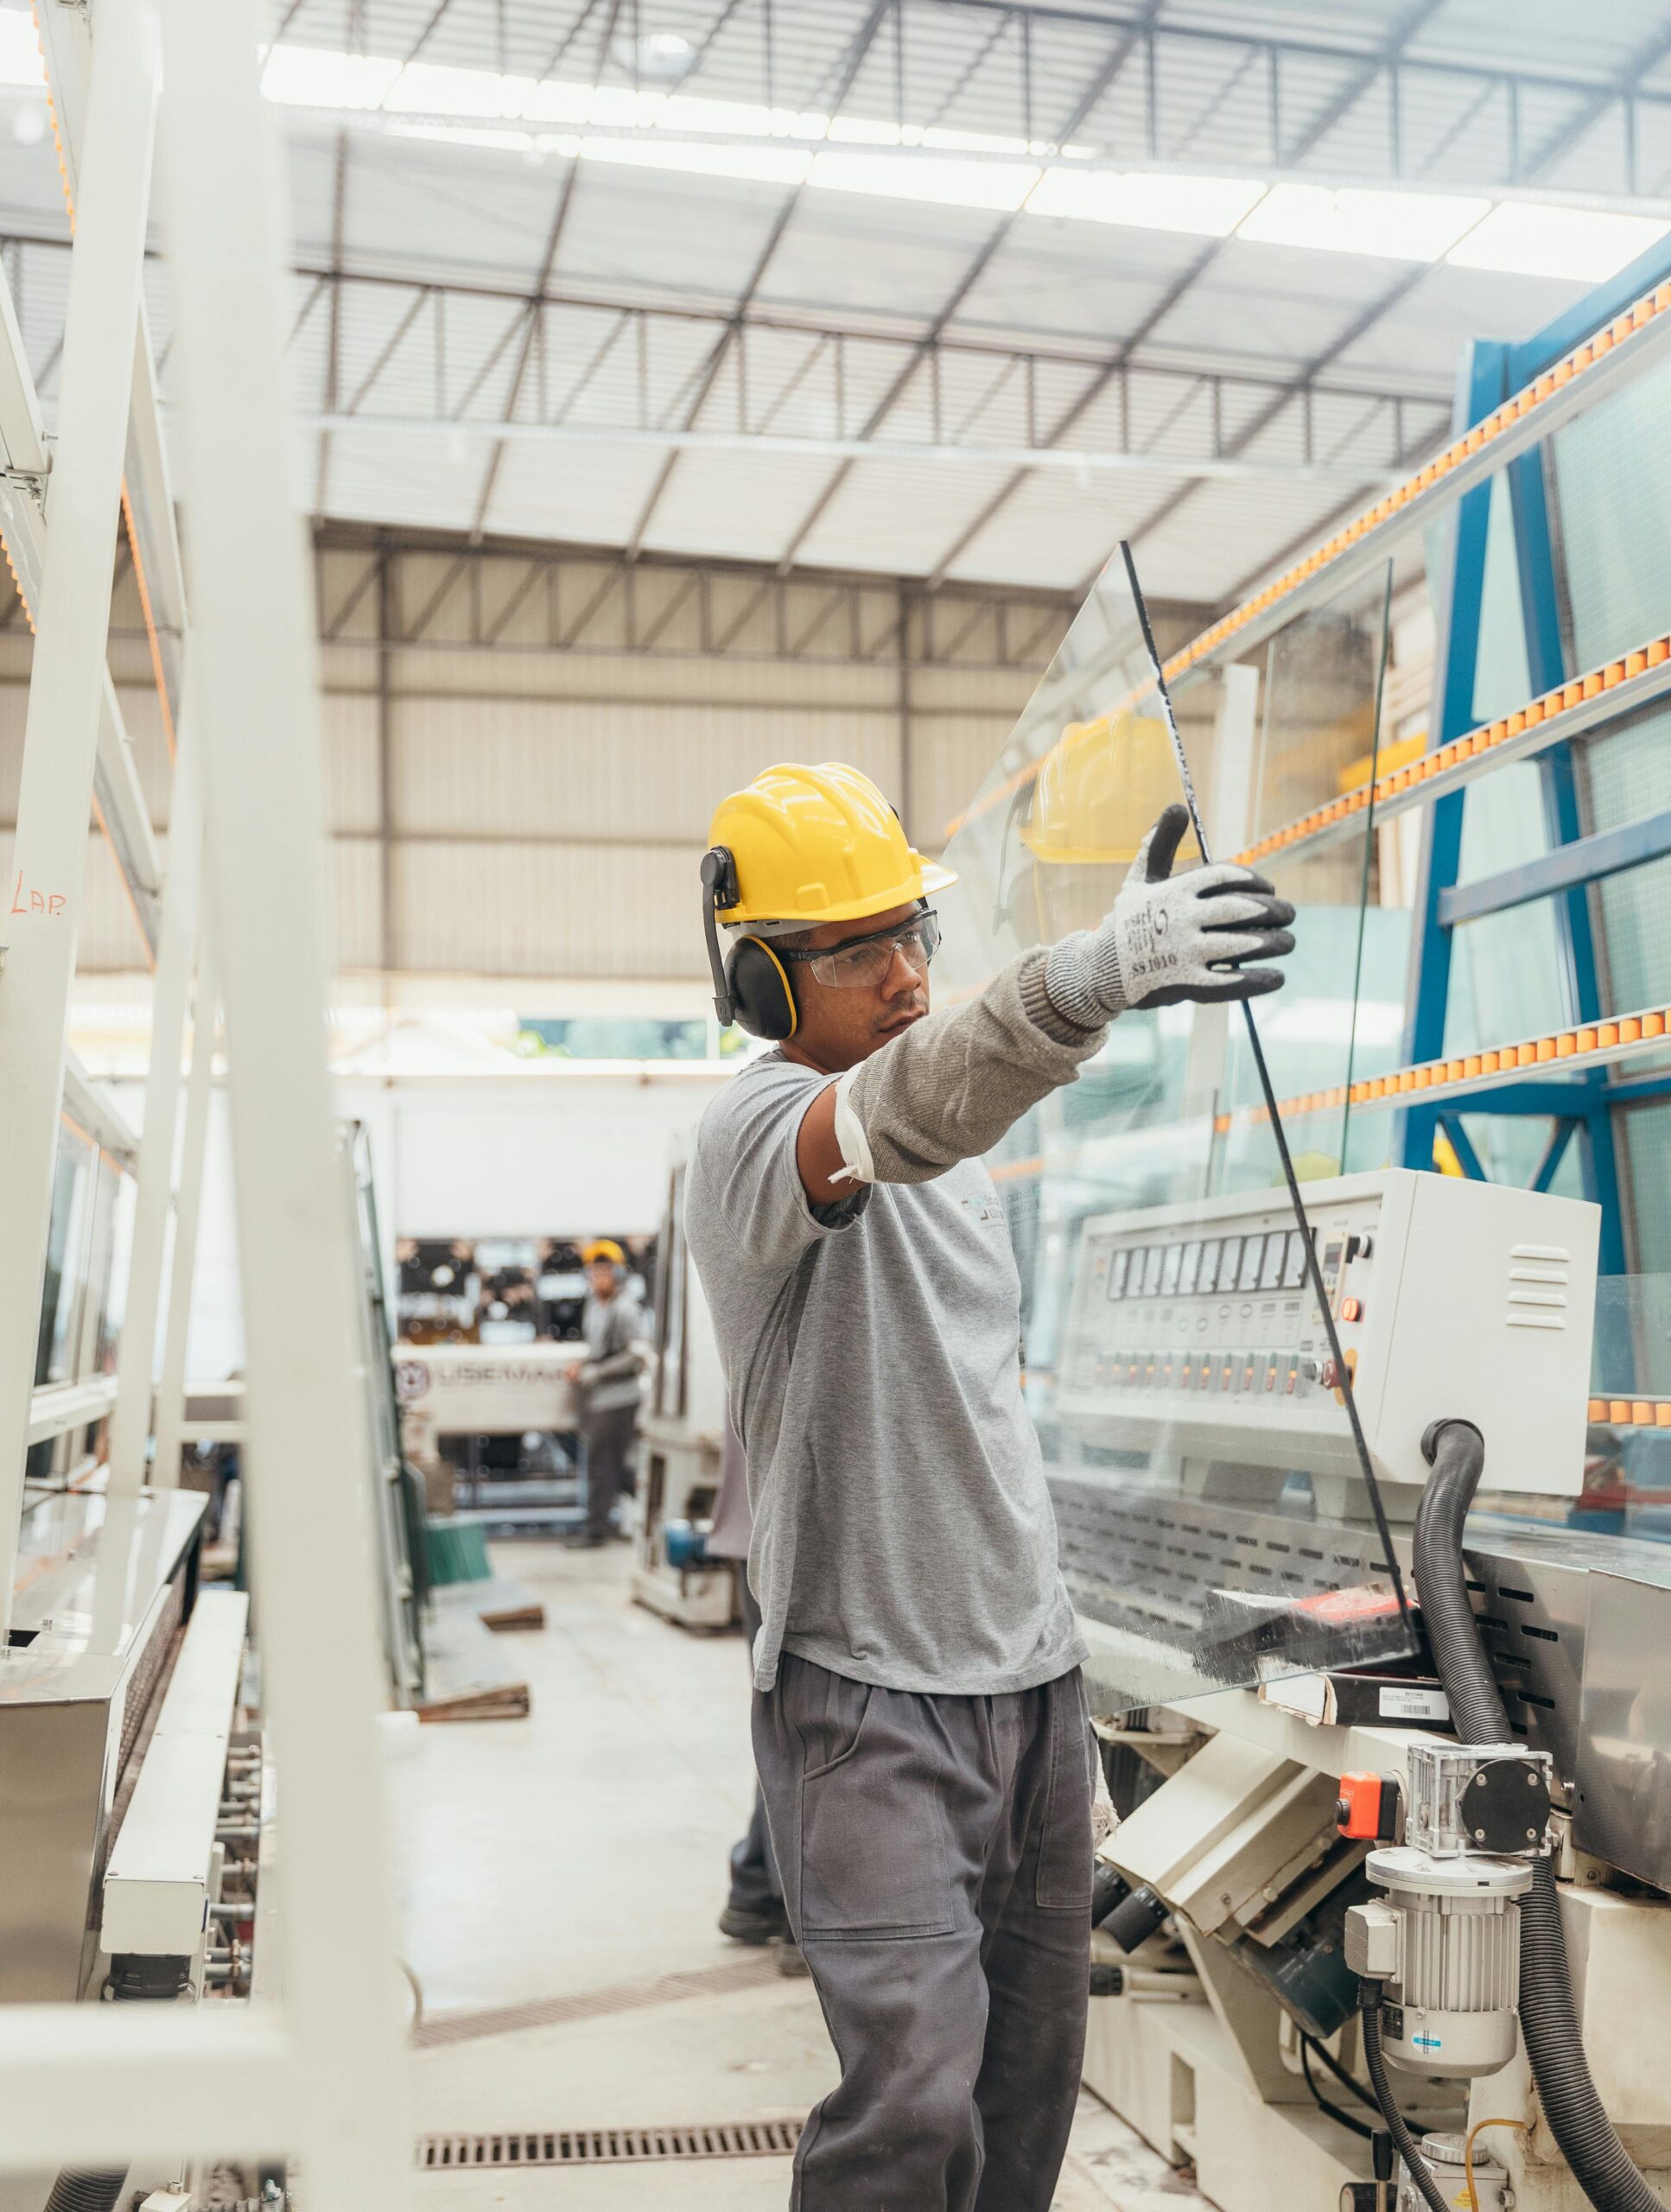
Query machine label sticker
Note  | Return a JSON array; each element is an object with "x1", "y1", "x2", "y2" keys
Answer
[{"x1": 1379, "y1": 1686, "x2": 1451, "y2": 1719}]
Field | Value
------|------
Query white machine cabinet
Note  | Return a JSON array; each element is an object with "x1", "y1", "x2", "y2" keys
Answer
[
  {"x1": 1058, "y1": 1168, "x2": 1599, "y2": 1498},
  {"x1": 632, "y1": 1147, "x2": 736, "y2": 1630}
]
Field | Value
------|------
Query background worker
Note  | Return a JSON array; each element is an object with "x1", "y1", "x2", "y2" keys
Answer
[
  {"x1": 684, "y1": 762, "x2": 1293, "y2": 2211},
  {"x1": 564, "y1": 1239, "x2": 645, "y2": 1548}
]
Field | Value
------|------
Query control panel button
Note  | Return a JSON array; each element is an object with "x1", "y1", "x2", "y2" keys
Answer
[{"x1": 1340, "y1": 1296, "x2": 1363, "y2": 1323}]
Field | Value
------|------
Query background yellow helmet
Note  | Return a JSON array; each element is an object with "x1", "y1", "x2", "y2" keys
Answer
[
  {"x1": 1021, "y1": 712, "x2": 1198, "y2": 868},
  {"x1": 581, "y1": 1238, "x2": 626, "y2": 1267},
  {"x1": 708, "y1": 760, "x2": 956, "y2": 927}
]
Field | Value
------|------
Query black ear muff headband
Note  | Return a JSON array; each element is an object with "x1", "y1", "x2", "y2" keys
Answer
[
  {"x1": 700, "y1": 847, "x2": 798, "y2": 1042},
  {"x1": 700, "y1": 847, "x2": 740, "y2": 1026}
]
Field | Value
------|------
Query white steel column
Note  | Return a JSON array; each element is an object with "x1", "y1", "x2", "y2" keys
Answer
[
  {"x1": 110, "y1": 701, "x2": 205, "y2": 1492},
  {"x1": 151, "y1": 944, "x2": 217, "y2": 1492},
  {"x1": 0, "y1": 4, "x2": 158, "y2": 1630},
  {"x1": 157, "y1": 0, "x2": 410, "y2": 2192}
]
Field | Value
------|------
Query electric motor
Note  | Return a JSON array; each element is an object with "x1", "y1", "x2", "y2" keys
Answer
[{"x1": 1348, "y1": 1846, "x2": 1531, "y2": 2076}]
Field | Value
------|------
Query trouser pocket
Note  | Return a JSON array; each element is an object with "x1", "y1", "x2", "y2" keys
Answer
[
  {"x1": 1034, "y1": 1669, "x2": 1096, "y2": 1911},
  {"x1": 793, "y1": 1669, "x2": 955, "y2": 1941}
]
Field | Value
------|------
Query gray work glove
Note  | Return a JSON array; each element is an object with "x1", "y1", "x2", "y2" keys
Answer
[{"x1": 1045, "y1": 802, "x2": 1295, "y2": 1024}]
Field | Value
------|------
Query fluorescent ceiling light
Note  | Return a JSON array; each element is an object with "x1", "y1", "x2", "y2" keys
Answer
[
  {"x1": 807, "y1": 149, "x2": 1039, "y2": 212},
  {"x1": 1446, "y1": 200, "x2": 1671, "y2": 282},
  {"x1": 261, "y1": 43, "x2": 401, "y2": 110},
  {"x1": 385, "y1": 61, "x2": 537, "y2": 118},
  {"x1": 1028, "y1": 168, "x2": 1265, "y2": 238},
  {"x1": 1239, "y1": 183, "x2": 1489, "y2": 262}
]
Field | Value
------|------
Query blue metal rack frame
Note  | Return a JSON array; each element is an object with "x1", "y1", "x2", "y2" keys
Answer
[{"x1": 1396, "y1": 236, "x2": 1671, "y2": 1272}]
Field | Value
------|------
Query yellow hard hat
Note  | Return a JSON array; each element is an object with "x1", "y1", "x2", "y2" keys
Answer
[
  {"x1": 581, "y1": 1238, "x2": 626, "y2": 1266},
  {"x1": 1022, "y1": 713, "x2": 1198, "y2": 868},
  {"x1": 708, "y1": 761, "x2": 956, "y2": 927}
]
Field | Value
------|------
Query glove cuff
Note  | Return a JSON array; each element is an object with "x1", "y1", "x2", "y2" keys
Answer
[{"x1": 1045, "y1": 929, "x2": 1128, "y2": 1027}]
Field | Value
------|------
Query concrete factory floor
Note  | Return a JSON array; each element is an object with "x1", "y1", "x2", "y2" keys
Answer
[{"x1": 393, "y1": 1537, "x2": 1205, "y2": 2209}]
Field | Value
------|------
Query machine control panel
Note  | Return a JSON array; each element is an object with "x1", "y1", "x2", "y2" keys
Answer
[{"x1": 1057, "y1": 1168, "x2": 1598, "y2": 1492}]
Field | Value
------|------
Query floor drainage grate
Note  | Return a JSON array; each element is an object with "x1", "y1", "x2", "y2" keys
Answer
[{"x1": 417, "y1": 2119, "x2": 804, "y2": 2168}]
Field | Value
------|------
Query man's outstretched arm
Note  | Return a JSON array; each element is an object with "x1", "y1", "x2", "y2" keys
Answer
[{"x1": 797, "y1": 804, "x2": 1293, "y2": 1200}]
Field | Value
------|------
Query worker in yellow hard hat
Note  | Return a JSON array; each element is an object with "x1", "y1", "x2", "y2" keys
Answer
[
  {"x1": 684, "y1": 761, "x2": 1294, "y2": 2209},
  {"x1": 564, "y1": 1237, "x2": 645, "y2": 1548}
]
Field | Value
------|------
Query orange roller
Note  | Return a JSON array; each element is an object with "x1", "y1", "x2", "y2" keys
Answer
[
  {"x1": 1369, "y1": 1077, "x2": 1388, "y2": 1099},
  {"x1": 1657, "y1": 282, "x2": 1671, "y2": 310},
  {"x1": 1465, "y1": 1055, "x2": 1482, "y2": 1078},
  {"x1": 1523, "y1": 700, "x2": 1545, "y2": 726},
  {"x1": 1598, "y1": 1023, "x2": 1619, "y2": 1048},
  {"x1": 1578, "y1": 1027, "x2": 1598, "y2": 1052},
  {"x1": 1537, "y1": 1037, "x2": 1557, "y2": 1062},
  {"x1": 1611, "y1": 1400, "x2": 1631, "y2": 1423},
  {"x1": 1553, "y1": 359, "x2": 1575, "y2": 386},
  {"x1": 1534, "y1": 372, "x2": 1557, "y2": 400},
  {"x1": 1627, "y1": 650, "x2": 1648, "y2": 677},
  {"x1": 1645, "y1": 1012, "x2": 1667, "y2": 1038},
  {"x1": 1414, "y1": 1066, "x2": 1433, "y2": 1089},
  {"x1": 1659, "y1": 1404, "x2": 1671, "y2": 1429},
  {"x1": 1518, "y1": 1043, "x2": 1538, "y2": 1066},
  {"x1": 1604, "y1": 663, "x2": 1625, "y2": 687},
  {"x1": 1556, "y1": 1033, "x2": 1577, "y2": 1057},
  {"x1": 1588, "y1": 1397, "x2": 1609, "y2": 1422},
  {"x1": 1593, "y1": 328, "x2": 1615, "y2": 356},
  {"x1": 1563, "y1": 682, "x2": 1585, "y2": 709},
  {"x1": 1488, "y1": 719, "x2": 1509, "y2": 745},
  {"x1": 1582, "y1": 671, "x2": 1604, "y2": 698},
  {"x1": 1399, "y1": 1071, "x2": 1418, "y2": 1093},
  {"x1": 1650, "y1": 639, "x2": 1670, "y2": 665},
  {"x1": 1506, "y1": 711, "x2": 1526, "y2": 736},
  {"x1": 1465, "y1": 426, "x2": 1485, "y2": 452},
  {"x1": 1621, "y1": 1017, "x2": 1642, "y2": 1043},
  {"x1": 1635, "y1": 1402, "x2": 1654, "y2": 1425},
  {"x1": 1576, "y1": 341, "x2": 1596, "y2": 368},
  {"x1": 1481, "y1": 1051, "x2": 1500, "y2": 1073}
]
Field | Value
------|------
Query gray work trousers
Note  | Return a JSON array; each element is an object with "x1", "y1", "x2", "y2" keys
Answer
[
  {"x1": 581, "y1": 1403, "x2": 636, "y2": 1541},
  {"x1": 753, "y1": 1652, "x2": 1094, "y2": 2211}
]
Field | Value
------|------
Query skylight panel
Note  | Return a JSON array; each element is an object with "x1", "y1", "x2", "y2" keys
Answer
[
  {"x1": 1028, "y1": 168, "x2": 1266, "y2": 238},
  {"x1": 1446, "y1": 201, "x2": 1671, "y2": 283},
  {"x1": 1238, "y1": 184, "x2": 1490, "y2": 263}
]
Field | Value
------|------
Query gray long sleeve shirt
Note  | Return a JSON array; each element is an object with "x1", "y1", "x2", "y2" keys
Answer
[{"x1": 683, "y1": 950, "x2": 1105, "y2": 1694}]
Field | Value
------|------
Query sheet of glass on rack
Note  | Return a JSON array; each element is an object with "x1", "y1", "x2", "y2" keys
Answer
[{"x1": 939, "y1": 543, "x2": 1414, "y2": 1715}]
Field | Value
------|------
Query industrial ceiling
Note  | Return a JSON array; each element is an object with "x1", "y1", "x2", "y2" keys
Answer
[{"x1": 0, "y1": 0, "x2": 1668, "y2": 602}]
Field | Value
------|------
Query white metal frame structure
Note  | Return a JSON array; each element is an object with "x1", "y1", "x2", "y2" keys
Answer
[{"x1": 0, "y1": 0, "x2": 409, "y2": 2197}]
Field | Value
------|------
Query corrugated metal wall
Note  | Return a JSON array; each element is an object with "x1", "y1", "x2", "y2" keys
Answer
[
  {"x1": 318, "y1": 639, "x2": 1037, "y2": 988},
  {"x1": 0, "y1": 544, "x2": 1078, "y2": 993}
]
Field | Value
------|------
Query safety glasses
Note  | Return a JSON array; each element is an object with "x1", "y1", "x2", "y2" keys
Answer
[{"x1": 777, "y1": 908, "x2": 941, "y2": 989}]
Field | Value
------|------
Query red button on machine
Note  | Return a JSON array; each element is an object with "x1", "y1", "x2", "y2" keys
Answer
[{"x1": 1340, "y1": 1295, "x2": 1363, "y2": 1323}]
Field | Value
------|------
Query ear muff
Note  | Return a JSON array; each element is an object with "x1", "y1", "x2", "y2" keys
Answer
[{"x1": 727, "y1": 937, "x2": 797, "y2": 1041}]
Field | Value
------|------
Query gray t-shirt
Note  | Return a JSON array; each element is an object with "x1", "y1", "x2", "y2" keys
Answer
[{"x1": 685, "y1": 1051, "x2": 1086, "y2": 1696}]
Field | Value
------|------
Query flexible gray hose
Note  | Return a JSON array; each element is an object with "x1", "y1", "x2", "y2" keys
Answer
[
  {"x1": 1358, "y1": 1982, "x2": 1451, "y2": 2212},
  {"x1": 43, "y1": 2175, "x2": 128, "y2": 2212},
  {"x1": 1414, "y1": 1420, "x2": 1661, "y2": 2212}
]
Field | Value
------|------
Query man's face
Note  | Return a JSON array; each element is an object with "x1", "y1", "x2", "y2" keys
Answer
[
  {"x1": 781, "y1": 901, "x2": 931, "y2": 1075},
  {"x1": 587, "y1": 1259, "x2": 619, "y2": 1299}
]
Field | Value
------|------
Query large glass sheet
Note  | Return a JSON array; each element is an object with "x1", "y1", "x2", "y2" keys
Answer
[
  {"x1": 941, "y1": 550, "x2": 1415, "y2": 1715},
  {"x1": 35, "y1": 1126, "x2": 96, "y2": 1388}
]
